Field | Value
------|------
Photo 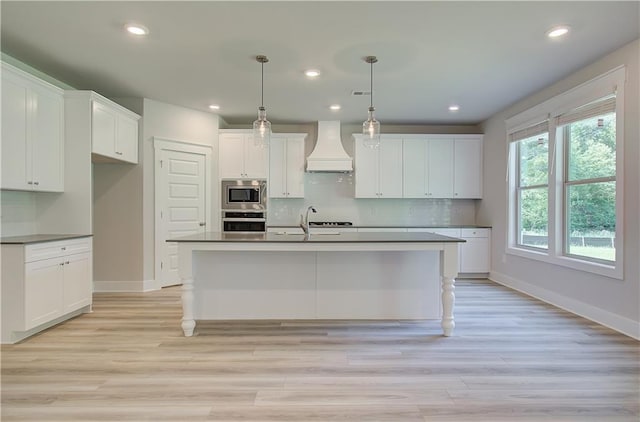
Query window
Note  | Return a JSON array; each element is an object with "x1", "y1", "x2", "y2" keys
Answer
[
  {"x1": 506, "y1": 67, "x2": 624, "y2": 279},
  {"x1": 514, "y1": 128, "x2": 549, "y2": 250},
  {"x1": 561, "y1": 103, "x2": 616, "y2": 262}
]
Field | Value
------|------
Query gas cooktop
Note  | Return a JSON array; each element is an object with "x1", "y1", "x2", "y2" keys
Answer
[{"x1": 308, "y1": 222, "x2": 353, "y2": 227}]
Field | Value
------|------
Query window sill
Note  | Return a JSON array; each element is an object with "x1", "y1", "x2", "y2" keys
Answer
[{"x1": 506, "y1": 246, "x2": 623, "y2": 280}]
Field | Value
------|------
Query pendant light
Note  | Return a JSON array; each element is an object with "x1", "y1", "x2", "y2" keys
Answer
[
  {"x1": 252, "y1": 55, "x2": 271, "y2": 148},
  {"x1": 362, "y1": 55, "x2": 380, "y2": 148}
]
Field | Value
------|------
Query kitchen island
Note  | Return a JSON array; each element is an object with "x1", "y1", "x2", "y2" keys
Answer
[{"x1": 168, "y1": 231, "x2": 464, "y2": 337}]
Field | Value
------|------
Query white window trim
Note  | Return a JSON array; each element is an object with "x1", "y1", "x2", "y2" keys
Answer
[{"x1": 505, "y1": 66, "x2": 625, "y2": 280}]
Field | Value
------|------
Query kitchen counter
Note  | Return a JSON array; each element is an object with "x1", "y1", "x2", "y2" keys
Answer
[
  {"x1": 0, "y1": 234, "x2": 93, "y2": 244},
  {"x1": 268, "y1": 224, "x2": 492, "y2": 229},
  {"x1": 168, "y1": 231, "x2": 462, "y2": 338},
  {"x1": 169, "y1": 231, "x2": 464, "y2": 244}
]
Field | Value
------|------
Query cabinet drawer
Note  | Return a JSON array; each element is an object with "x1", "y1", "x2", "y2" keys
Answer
[
  {"x1": 25, "y1": 237, "x2": 92, "y2": 263},
  {"x1": 460, "y1": 228, "x2": 489, "y2": 238}
]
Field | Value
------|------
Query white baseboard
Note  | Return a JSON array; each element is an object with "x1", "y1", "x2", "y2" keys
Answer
[
  {"x1": 489, "y1": 271, "x2": 640, "y2": 340},
  {"x1": 93, "y1": 279, "x2": 159, "y2": 293}
]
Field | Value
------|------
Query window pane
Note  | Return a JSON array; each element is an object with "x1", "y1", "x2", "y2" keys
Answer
[
  {"x1": 567, "y1": 113, "x2": 616, "y2": 181},
  {"x1": 519, "y1": 134, "x2": 548, "y2": 186},
  {"x1": 518, "y1": 187, "x2": 548, "y2": 249},
  {"x1": 566, "y1": 181, "x2": 616, "y2": 261}
]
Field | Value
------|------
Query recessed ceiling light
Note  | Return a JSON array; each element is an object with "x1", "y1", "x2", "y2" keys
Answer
[
  {"x1": 124, "y1": 23, "x2": 149, "y2": 36},
  {"x1": 209, "y1": 105, "x2": 220, "y2": 110},
  {"x1": 329, "y1": 104, "x2": 341, "y2": 111},
  {"x1": 448, "y1": 105, "x2": 460, "y2": 112},
  {"x1": 547, "y1": 25, "x2": 570, "y2": 38},
  {"x1": 305, "y1": 69, "x2": 320, "y2": 78}
]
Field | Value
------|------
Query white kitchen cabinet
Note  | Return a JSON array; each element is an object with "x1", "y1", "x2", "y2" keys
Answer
[
  {"x1": 459, "y1": 228, "x2": 491, "y2": 273},
  {"x1": 269, "y1": 134, "x2": 307, "y2": 198},
  {"x1": 91, "y1": 96, "x2": 139, "y2": 163},
  {"x1": 354, "y1": 135, "x2": 403, "y2": 198},
  {"x1": 454, "y1": 137, "x2": 483, "y2": 198},
  {"x1": 403, "y1": 137, "x2": 453, "y2": 198},
  {"x1": 1, "y1": 236, "x2": 93, "y2": 344},
  {"x1": 403, "y1": 135, "x2": 483, "y2": 199},
  {"x1": 219, "y1": 130, "x2": 268, "y2": 179},
  {"x1": 64, "y1": 91, "x2": 140, "y2": 164},
  {"x1": 1, "y1": 62, "x2": 64, "y2": 192},
  {"x1": 407, "y1": 227, "x2": 490, "y2": 275}
]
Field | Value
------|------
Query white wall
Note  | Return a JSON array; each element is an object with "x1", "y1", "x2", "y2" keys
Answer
[{"x1": 478, "y1": 39, "x2": 640, "y2": 338}]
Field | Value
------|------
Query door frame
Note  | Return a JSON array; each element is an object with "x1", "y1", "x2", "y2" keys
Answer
[{"x1": 153, "y1": 137, "x2": 213, "y2": 288}]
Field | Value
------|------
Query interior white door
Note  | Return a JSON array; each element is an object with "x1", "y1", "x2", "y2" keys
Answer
[{"x1": 157, "y1": 148, "x2": 207, "y2": 287}]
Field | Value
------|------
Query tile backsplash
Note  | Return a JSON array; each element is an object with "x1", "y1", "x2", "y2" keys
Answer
[{"x1": 267, "y1": 172, "x2": 476, "y2": 226}]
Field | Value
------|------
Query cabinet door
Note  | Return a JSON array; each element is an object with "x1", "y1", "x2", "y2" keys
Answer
[
  {"x1": 268, "y1": 136, "x2": 287, "y2": 198},
  {"x1": 285, "y1": 137, "x2": 305, "y2": 198},
  {"x1": 92, "y1": 101, "x2": 117, "y2": 158},
  {"x1": 1, "y1": 74, "x2": 30, "y2": 190},
  {"x1": 454, "y1": 138, "x2": 482, "y2": 198},
  {"x1": 219, "y1": 133, "x2": 246, "y2": 178},
  {"x1": 244, "y1": 136, "x2": 268, "y2": 179},
  {"x1": 354, "y1": 138, "x2": 379, "y2": 198},
  {"x1": 460, "y1": 237, "x2": 490, "y2": 272},
  {"x1": 62, "y1": 252, "x2": 92, "y2": 313},
  {"x1": 378, "y1": 139, "x2": 403, "y2": 198},
  {"x1": 25, "y1": 258, "x2": 64, "y2": 330},
  {"x1": 427, "y1": 139, "x2": 454, "y2": 198},
  {"x1": 402, "y1": 139, "x2": 427, "y2": 198},
  {"x1": 31, "y1": 85, "x2": 64, "y2": 192},
  {"x1": 115, "y1": 114, "x2": 139, "y2": 164}
]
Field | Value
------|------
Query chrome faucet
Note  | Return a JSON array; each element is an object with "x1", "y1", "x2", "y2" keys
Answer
[{"x1": 300, "y1": 206, "x2": 317, "y2": 236}]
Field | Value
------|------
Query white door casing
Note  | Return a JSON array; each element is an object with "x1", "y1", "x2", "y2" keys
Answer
[{"x1": 154, "y1": 138, "x2": 212, "y2": 288}]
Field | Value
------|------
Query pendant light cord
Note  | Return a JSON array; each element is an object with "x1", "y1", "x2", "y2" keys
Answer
[
  {"x1": 370, "y1": 60, "x2": 373, "y2": 108},
  {"x1": 261, "y1": 60, "x2": 264, "y2": 108}
]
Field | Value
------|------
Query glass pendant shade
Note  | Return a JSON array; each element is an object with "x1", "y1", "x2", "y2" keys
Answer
[
  {"x1": 252, "y1": 55, "x2": 271, "y2": 148},
  {"x1": 362, "y1": 106, "x2": 380, "y2": 148},
  {"x1": 253, "y1": 106, "x2": 271, "y2": 148}
]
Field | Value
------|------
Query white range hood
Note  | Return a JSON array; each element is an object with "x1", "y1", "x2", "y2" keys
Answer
[{"x1": 306, "y1": 121, "x2": 353, "y2": 172}]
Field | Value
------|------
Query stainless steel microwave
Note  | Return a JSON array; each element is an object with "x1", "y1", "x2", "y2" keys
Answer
[{"x1": 221, "y1": 179, "x2": 267, "y2": 210}]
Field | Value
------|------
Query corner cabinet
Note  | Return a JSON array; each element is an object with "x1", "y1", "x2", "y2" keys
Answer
[
  {"x1": 269, "y1": 133, "x2": 307, "y2": 198},
  {"x1": 1, "y1": 236, "x2": 93, "y2": 344},
  {"x1": 354, "y1": 135, "x2": 403, "y2": 198},
  {"x1": 65, "y1": 91, "x2": 140, "y2": 164},
  {"x1": 219, "y1": 130, "x2": 268, "y2": 179},
  {"x1": 1, "y1": 62, "x2": 64, "y2": 192}
]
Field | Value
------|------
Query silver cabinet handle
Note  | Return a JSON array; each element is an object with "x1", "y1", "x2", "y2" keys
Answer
[
  {"x1": 34, "y1": 181, "x2": 39, "y2": 185},
  {"x1": 115, "y1": 151, "x2": 123, "y2": 155},
  {"x1": 27, "y1": 181, "x2": 33, "y2": 185},
  {"x1": 199, "y1": 222, "x2": 206, "y2": 226}
]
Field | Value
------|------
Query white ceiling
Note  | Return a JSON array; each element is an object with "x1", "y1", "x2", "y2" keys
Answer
[{"x1": 1, "y1": 1, "x2": 638, "y2": 126}]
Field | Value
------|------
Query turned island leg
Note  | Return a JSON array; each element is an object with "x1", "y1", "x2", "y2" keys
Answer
[
  {"x1": 178, "y1": 244, "x2": 196, "y2": 337},
  {"x1": 181, "y1": 277, "x2": 196, "y2": 336},
  {"x1": 440, "y1": 243, "x2": 459, "y2": 337}
]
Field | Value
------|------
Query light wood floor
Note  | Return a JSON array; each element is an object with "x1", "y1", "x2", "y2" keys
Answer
[{"x1": 1, "y1": 279, "x2": 638, "y2": 421}]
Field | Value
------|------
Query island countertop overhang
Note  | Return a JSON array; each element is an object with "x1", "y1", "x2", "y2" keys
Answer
[{"x1": 167, "y1": 231, "x2": 466, "y2": 244}]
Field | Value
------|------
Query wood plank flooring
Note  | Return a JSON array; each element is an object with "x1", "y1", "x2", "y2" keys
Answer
[{"x1": 2, "y1": 279, "x2": 638, "y2": 421}]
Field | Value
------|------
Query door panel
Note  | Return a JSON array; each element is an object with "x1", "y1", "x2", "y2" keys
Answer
[{"x1": 158, "y1": 150, "x2": 207, "y2": 287}]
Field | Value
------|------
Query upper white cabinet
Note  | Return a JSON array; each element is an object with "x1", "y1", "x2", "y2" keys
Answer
[
  {"x1": 219, "y1": 130, "x2": 268, "y2": 179},
  {"x1": 403, "y1": 137, "x2": 454, "y2": 198},
  {"x1": 454, "y1": 138, "x2": 483, "y2": 198},
  {"x1": 354, "y1": 135, "x2": 403, "y2": 198},
  {"x1": 269, "y1": 133, "x2": 307, "y2": 198},
  {"x1": 91, "y1": 100, "x2": 139, "y2": 163},
  {"x1": 403, "y1": 135, "x2": 483, "y2": 199},
  {"x1": 1, "y1": 62, "x2": 64, "y2": 192},
  {"x1": 65, "y1": 91, "x2": 140, "y2": 164}
]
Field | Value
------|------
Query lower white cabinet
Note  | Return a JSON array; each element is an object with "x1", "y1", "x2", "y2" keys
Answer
[
  {"x1": 408, "y1": 227, "x2": 491, "y2": 274},
  {"x1": 1, "y1": 237, "x2": 93, "y2": 344},
  {"x1": 459, "y1": 228, "x2": 491, "y2": 273}
]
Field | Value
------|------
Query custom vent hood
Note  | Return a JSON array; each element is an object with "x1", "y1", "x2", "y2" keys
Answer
[{"x1": 306, "y1": 121, "x2": 353, "y2": 172}]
